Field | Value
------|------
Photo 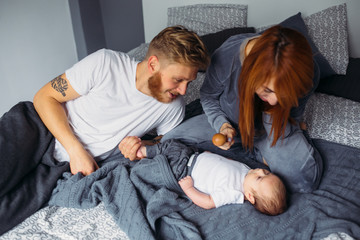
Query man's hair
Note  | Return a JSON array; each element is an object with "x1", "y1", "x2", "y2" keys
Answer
[
  {"x1": 252, "y1": 175, "x2": 287, "y2": 216},
  {"x1": 146, "y1": 26, "x2": 210, "y2": 70}
]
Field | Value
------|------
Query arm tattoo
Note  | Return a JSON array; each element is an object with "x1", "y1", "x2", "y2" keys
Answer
[{"x1": 51, "y1": 75, "x2": 68, "y2": 97}]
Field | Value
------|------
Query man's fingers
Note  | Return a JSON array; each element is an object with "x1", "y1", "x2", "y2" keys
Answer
[{"x1": 128, "y1": 141, "x2": 141, "y2": 160}]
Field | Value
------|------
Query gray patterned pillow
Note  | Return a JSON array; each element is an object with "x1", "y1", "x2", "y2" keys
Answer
[
  {"x1": 167, "y1": 4, "x2": 248, "y2": 36},
  {"x1": 126, "y1": 43, "x2": 149, "y2": 62},
  {"x1": 304, "y1": 3, "x2": 349, "y2": 75},
  {"x1": 304, "y1": 93, "x2": 360, "y2": 149},
  {"x1": 183, "y1": 72, "x2": 206, "y2": 105}
]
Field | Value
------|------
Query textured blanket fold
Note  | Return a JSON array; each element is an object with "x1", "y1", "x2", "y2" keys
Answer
[
  {"x1": 0, "y1": 102, "x2": 69, "y2": 235},
  {"x1": 49, "y1": 139, "x2": 360, "y2": 239}
]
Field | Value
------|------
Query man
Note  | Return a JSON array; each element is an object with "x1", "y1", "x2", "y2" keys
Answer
[{"x1": 33, "y1": 26, "x2": 209, "y2": 176}]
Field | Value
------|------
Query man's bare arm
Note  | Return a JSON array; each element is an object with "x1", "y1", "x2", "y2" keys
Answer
[{"x1": 33, "y1": 73, "x2": 99, "y2": 175}]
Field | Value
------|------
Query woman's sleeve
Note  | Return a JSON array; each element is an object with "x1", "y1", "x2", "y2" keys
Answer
[{"x1": 200, "y1": 55, "x2": 230, "y2": 132}]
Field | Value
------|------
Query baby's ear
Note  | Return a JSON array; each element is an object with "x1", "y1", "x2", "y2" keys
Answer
[{"x1": 246, "y1": 191, "x2": 255, "y2": 205}]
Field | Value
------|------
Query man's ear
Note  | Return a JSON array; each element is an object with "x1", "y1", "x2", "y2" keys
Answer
[
  {"x1": 147, "y1": 55, "x2": 160, "y2": 74},
  {"x1": 246, "y1": 191, "x2": 255, "y2": 205}
]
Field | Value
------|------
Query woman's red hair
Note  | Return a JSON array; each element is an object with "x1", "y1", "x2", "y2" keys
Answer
[{"x1": 238, "y1": 25, "x2": 314, "y2": 149}]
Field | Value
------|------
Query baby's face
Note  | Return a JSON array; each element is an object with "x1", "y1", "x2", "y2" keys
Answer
[{"x1": 243, "y1": 168, "x2": 279, "y2": 197}]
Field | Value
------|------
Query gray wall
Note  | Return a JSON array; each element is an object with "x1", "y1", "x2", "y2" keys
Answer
[
  {"x1": 0, "y1": 0, "x2": 145, "y2": 117},
  {"x1": 100, "y1": 0, "x2": 145, "y2": 53},
  {"x1": 0, "y1": 0, "x2": 78, "y2": 117},
  {"x1": 69, "y1": 0, "x2": 145, "y2": 60},
  {"x1": 69, "y1": 0, "x2": 107, "y2": 60}
]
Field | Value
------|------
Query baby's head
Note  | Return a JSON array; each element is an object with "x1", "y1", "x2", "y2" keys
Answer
[{"x1": 243, "y1": 168, "x2": 287, "y2": 216}]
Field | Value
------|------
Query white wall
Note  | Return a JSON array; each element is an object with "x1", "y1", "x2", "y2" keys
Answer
[
  {"x1": 142, "y1": 0, "x2": 360, "y2": 57},
  {"x1": 0, "y1": 0, "x2": 78, "y2": 116}
]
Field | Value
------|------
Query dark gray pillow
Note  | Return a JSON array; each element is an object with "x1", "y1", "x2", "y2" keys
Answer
[
  {"x1": 200, "y1": 27, "x2": 255, "y2": 55},
  {"x1": 316, "y1": 58, "x2": 360, "y2": 103}
]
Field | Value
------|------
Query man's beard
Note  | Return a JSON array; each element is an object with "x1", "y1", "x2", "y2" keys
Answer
[{"x1": 148, "y1": 72, "x2": 174, "y2": 103}]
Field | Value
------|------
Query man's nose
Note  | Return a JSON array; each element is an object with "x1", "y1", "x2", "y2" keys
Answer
[{"x1": 177, "y1": 82, "x2": 188, "y2": 95}]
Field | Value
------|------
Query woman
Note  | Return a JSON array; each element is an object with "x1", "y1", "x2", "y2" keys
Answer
[{"x1": 162, "y1": 26, "x2": 323, "y2": 193}]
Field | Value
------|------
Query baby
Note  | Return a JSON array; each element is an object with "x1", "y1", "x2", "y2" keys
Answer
[{"x1": 135, "y1": 139, "x2": 287, "y2": 216}]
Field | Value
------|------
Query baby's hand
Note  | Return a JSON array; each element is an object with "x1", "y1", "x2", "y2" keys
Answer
[
  {"x1": 136, "y1": 145, "x2": 146, "y2": 159},
  {"x1": 178, "y1": 176, "x2": 194, "y2": 190}
]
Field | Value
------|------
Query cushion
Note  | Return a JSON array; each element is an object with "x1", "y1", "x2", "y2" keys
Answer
[
  {"x1": 183, "y1": 72, "x2": 206, "y2": 105},
  {"x1": 200, "y1": 27, "x2": 255, "y2": 55},
  {"x1": 257, "y1": 12, "x2": 336, "y2": 79},
  {"x1": 303, "y1": 3, "x2": 349, "y2": 75},
  {"x1": 316, "y1": 58, "x2": 360, "y2": 103},
  {"x1": 167, "y1": 4, "x2": 248, "y2": 36},
  {"x1": 126, "y1": 43, "x2": 149, "y2": 62},
  {"x1": 304, "y1": 93, "x2": 360, "y2": 149}
]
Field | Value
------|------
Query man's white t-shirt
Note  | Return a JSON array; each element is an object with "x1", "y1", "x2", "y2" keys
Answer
[
  {"x1": 191, "y1": 152, "x2": 250, "y2": 208},
  {"x1": 54, "y1": 49, "x2": 185, "y2": 162}
]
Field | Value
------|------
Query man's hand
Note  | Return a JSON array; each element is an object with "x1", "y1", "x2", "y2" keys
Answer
[
  {"x1": 118, "y1": 136, "x2": 142, "y2": 161},
  {"x1": 68, "y1": 146, "x2": 99, "y2": 176},
  {"x1": 218, "y1": 122, "x2": 236, "y2": 150}
]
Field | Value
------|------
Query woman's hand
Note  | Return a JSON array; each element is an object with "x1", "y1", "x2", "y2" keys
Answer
[{"x1": 218, "y1": 122, "x2": 236, "y2": 150}]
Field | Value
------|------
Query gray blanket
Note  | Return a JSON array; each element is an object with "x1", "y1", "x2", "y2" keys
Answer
[
  {"x1": 49, "y1": 138, "x2": 360, "y2": 239},
  {"x1": 0, "y1": 102, "x2": 69, "y2": 235}
]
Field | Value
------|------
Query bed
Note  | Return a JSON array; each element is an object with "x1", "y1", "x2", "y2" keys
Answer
[{"x1": 1, "y1": 3, "x2": 359, "y2": 240}]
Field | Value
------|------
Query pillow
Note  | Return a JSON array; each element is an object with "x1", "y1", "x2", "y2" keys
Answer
[
  {"x1": 303, "y1": 3, "x2": 349, "y2": 75},
  {"x1": 167, "y1": 4, "x2": 248, "y2": 36},
  {"x1": 316, "y1": 58, "x2": 360, "y2": 103},
  {"x1": 183, "y1": 72, "x2": 206, "y2": 105},
  {"x1": 200, "y1": 27, "x2": 256, "y2": 55},
  {"x1": 257, "y1": 12, "x2": 336, "y2": 79},
  {"x1": 126, "y1": 43, "x2": 149, "y2": 62}
]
